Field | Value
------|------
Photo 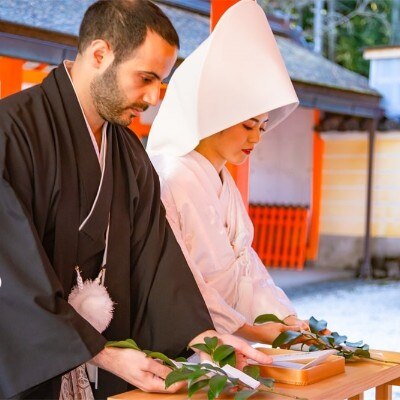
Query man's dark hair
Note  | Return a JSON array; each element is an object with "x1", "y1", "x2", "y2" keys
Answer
[{"x1": 78, "y1": 0, "x2": 180, "y2": 62}]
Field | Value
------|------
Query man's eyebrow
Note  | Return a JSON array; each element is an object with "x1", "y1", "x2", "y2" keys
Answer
[{"x1": 140, "y1": 71, "x2": 161, "y2": 80}]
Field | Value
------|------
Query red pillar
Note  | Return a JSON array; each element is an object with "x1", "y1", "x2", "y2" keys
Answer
[
  {"x1": 306, "y1": 109, "x2": 324, "y2": 262},
  {"x1": 210, "y1": 0, "x2": 249, "y2": 207},
  {"x1": 0, "y1": 57, "x2": 24, "y2": 99}
]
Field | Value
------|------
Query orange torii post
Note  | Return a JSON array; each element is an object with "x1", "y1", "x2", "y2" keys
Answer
[
  {"x1": 306, "y1": 109, "x2": 324, "y2": 262},
  {"x1": 0, "y1": 57, "x2": 24, "y2": 99},
  {"x1": 210, "y1": 0, "x2": 250, "y2": 209}
]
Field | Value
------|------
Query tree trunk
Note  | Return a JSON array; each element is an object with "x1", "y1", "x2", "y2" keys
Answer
[
  {"x1": 313, "y1": 0, "x2": 324, "y2": 54},
  {"x1": 392, "y1": 0, "x2": 400, "y2": 45},
  {"x1": 327, "y1": 0, "x2": 336, "y2": 60}
]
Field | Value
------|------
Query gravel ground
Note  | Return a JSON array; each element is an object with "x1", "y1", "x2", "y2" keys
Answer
[{"x1": 285, "y1": 279, "x2": 400, "y2": 400}]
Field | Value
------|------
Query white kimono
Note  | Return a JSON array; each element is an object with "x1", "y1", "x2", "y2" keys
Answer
[{"x1": 151, "y1": 151, "x2": 296, "y2": 334}]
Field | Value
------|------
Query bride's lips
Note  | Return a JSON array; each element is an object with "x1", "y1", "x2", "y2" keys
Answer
[{"x1": 242, "y1": 149, "x2": 252, "y2": 155}]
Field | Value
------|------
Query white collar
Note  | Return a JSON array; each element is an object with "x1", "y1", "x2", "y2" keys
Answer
[{"x1": 63, "y1": 60, "x2": 107, "y2": 167}]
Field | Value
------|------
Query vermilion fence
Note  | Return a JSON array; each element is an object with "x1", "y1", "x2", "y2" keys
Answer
[{"x1": 249, "y1": 204, "x2": 309, "y2": 270}]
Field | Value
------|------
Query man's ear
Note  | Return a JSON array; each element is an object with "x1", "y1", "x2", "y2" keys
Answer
[{"x1": 87, "y1": 39, "x2": 114, "y2": 70}]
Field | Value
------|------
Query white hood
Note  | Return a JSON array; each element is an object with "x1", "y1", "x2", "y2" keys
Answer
[{"x1": 147, "y1": 0, "x2": 299, "y2": 157}]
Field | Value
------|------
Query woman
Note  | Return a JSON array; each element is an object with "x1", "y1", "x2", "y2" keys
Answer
[{"x1": 147, "y1": 0, "x2": 308, "y2": 343}]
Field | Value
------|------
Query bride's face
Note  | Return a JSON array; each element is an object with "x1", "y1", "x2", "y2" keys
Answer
[{"x1": 211, "y1": 112, "x2": 269, "y2": 165}]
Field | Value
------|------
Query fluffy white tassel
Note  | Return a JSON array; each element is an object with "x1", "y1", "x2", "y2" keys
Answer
[{"x1": 68, "y1": 280, "x2": 114, "y2": 333}]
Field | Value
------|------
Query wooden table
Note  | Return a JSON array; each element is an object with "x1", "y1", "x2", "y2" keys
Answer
[{"x1": 109, "y1": 351, "x2": 400, "y2": 400}]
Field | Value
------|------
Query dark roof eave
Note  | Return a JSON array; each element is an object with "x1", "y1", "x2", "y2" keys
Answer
[
  {"x1": 0, "y1": 20, "x2": 77, "y2": 46},
  {"x1": 294, "y1": 80, "x2": 383, "y2": 119},
  {"x1": 155, "y1": 0, "x2": 209, "y2": 16},
  {"x1": 0, "y1": 20, "x2": 77, "y2": 64}
]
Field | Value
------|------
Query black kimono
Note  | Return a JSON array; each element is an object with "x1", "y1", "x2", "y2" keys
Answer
[{"x1": 0, "y1": 65, "x2": 213, "y2": 399}]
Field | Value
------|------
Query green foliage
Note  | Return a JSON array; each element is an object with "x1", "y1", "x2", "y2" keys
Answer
[
  {"x1": 259, "y1": 0, "x2": 393, "y2": 76},
  {"x1": 209, "y1": 375, "x2": 228, "y2": 399},
  {"x1": 243, "y1": 365, "x2": 260, "y2": 380},
  {"x1": 213, "y1": 344, "x2": 236, "y2": 367},
  {"x1": 234, "y1": 389, "x2": 258, "y2": 400},
  {"x1": 258, "y1": 377, "x2": 275, "y2": 388},
  {"x1": 105, "y1": 338, "x2": 140, "y2": 351},
  {"x1": 191, "y1": 343, "x2": 212, "y2": 355},
  {"x1": 309, "y1": 316, "x2": 327, "y2": 334},
  {"x1": 142, "y1": 351, "x2": 177, "y2": 368},
  {"x1": 165, "y1": 368, "x2": 195, "y2": 388},
  {"x1": 105, "y1": 335, "x2": 305, "y2": 399},
  {"x1": 205, "y1": 336, "x2": 219, "y2": 351},
  {"x1": 254, "y1": 313, "x2": 285, "y2": 325},
  {"x1": 267, "y1": 315, "x2": 371, "y2": 361},
  {"x1": 272, "y1": 330, "x2": 302, "y2": 348},
  {"x1": 188, "y1": 379, "x2": 209, "y2": 397}
]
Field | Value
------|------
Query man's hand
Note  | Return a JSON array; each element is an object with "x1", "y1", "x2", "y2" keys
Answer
[
  {"x1": 189, "y1": 330, "x2": 272, "y2": 369},
  {"x1": 283, "y1": 315, "x2": 310, "y2": 331},
  {"x1": 91, "y1": 347, "x2": 185, "y2": 393}
]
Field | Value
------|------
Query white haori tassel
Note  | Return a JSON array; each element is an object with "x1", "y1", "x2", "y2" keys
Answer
[
  {"x1": 68, "y1": 267, "x2": 114, "y2": 333},
  {"x1": 60, "y1": 267, "x2": 114, "y2": 399}
]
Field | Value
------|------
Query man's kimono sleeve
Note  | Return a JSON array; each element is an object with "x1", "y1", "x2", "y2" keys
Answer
[
  {"x1": 129, "y1": 161, "x2": 214, "y2": 357},
  {"x1": 0, "y1": 130, "x2": 106, "y2": 399}
]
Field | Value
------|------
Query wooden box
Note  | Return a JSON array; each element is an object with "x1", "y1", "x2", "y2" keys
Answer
[{"x1": 255, "y1": 347, "x2": 345, "y2": 386}]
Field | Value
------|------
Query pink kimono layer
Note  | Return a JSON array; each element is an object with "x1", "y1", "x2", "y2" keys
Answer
[{"x1": 151, "y1": 150, "x2": 296, "y2": 334}]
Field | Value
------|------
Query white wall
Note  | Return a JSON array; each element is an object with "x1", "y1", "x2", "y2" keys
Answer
[{"x1": 249, "y1": 107, "x2": 314, "y2": 205}]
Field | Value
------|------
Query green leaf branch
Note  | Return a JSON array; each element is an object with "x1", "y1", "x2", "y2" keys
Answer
[
  {"x1": 106, "y1": 337, "x2": 308, "y2": 400},
  {"x1": 255, "y1": 314, "x2": 399, "y2": 364}
]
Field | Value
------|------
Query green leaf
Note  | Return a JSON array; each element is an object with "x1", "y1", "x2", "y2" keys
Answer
[
  {"x1": 328, "y1": 337, "x2": 336, "y2": 346},
  {"x1": 272, "y1": 330, "x2": 301, "y2": 348},
  {"x1": 165, "y1": 368, "x2": 194, "y2": 388},
  {"x1": 219, "y1": 351, "x2": 236, "y2": 367},
  {"x1": 258, "y1": 377, "x2": 275, "y2": 388},
  {"x1": 188, "y1": 379, "x2": 209, "y2": 397},
  {"x1": 144, "y1": 351, "x2": 176, "y2": 368},
  {"x1": 192, "y1": 343, "x2": 212, "y2": 355},
  {"x1": 213, "y1": 344, "x2": 235, "y2": 362},
  {"x1": 201, "y1": 363, "x2": 228, "y2": 376},
  {"x1": 254, "y1": 314, "x2": 284, "y2": 325},
  {"x1": 345, "y1": 341, "x2": 363, "y2": 348},
  {"x1": 185, "y1": 364, "x2": 202, "y2": 371},
  {"x1": 209, "y1": 375, "x2": 228, "y2": 398},
  {"x1": 205, "y1": 336, "x2": 219, "y2": 351},
  {"x1": 354, "y1": 348, "x2": 371, "y2": 359},
  {"x1": 309, "y1": 316, "x2": 327, "y2": 334},
  {"x1": 105, "y1": 339, "x2": 140, "y2": 351},
  {"x1": 227, "y1": 377, "x2": 239, "y2": 386},
  {"x1": 188, "y1": 369, "x2": 209, "y2": 382},
  {"x1": 340, "y1": 351, "x2": 355, "y2": 360},
  {"x1": 319, "y1": 335, "x2": 332, "y2": 347},
  {"x1": 234, "y1": 389, "x2": 258, "y2": 400},
  {"x1": 243, "y1": 366, "x2": 260, "y2": 380},
  {"x1": 331, "y1": 332, "x2": 347, "y2": 346},
  {"x1": 175, "y1": 356, "x2": 188, "y2": 362}
]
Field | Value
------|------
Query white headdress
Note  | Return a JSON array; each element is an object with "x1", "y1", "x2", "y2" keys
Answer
[{"x1": 147, "y1": 0, "x2": 299, "y2": 157}]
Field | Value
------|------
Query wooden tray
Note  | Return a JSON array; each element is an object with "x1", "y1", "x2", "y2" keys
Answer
[{"x1": 255, "y1": 347, "x2": 345, "y2": 385}]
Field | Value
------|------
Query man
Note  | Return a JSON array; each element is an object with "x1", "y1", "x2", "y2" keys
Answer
[{"x1": 0, "y1": 1, "x2": 270, "y2": 399}]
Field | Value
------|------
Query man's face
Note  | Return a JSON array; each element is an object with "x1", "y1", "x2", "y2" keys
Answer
[{"x1": 90, "y1": 30, "x2": 178, "y2": 126}]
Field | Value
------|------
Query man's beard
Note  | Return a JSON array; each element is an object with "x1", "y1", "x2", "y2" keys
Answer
[{"x1": 90, "y1": 63, "x2": 148, "y2": 126}]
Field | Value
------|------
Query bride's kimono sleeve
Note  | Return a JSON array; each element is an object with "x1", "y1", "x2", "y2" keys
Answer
[
  {"x1": 160, "y1": 181, "x2": 246, "y2": 335},
  {"x1": 247, "y1": 246, "x2": 297, "y2": 320}
]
